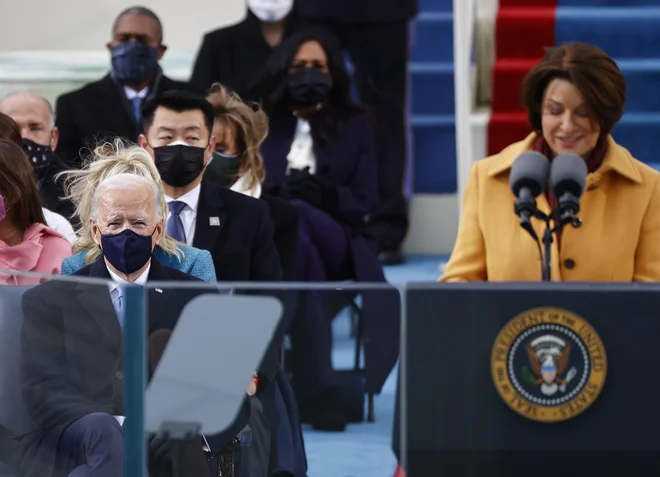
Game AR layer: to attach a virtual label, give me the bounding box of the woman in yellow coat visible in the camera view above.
[441,42,660,282]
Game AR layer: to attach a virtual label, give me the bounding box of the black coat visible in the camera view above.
[193,180,282,283]
[202,160,299,282]
[55,71,198,168]
[17,258,249,477]
[192,180,285,383]
[298,0,418,22]
[190,12,307,98]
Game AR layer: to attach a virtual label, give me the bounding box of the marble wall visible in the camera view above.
[0,1,245,52]
[0,51,194,104]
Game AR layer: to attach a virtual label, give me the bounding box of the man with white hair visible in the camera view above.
[19,172,246,477]
[0,92,77,232]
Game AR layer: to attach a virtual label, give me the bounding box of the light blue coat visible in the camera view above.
[61,244,217,283]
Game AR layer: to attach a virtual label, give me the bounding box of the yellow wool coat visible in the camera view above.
[440,133,660,282]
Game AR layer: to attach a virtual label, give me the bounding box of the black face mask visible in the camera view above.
[286,68,331,106]
[22,138,56,181]
[153,142,207,187]
[204,152,241,188]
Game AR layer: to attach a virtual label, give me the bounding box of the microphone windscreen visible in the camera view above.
[509,151,550,197]
[550,153,588,198]
[148,329,172,375]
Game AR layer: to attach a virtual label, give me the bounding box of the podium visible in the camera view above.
[399,282,660,476]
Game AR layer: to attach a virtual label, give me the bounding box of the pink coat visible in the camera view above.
[0,223,72,285]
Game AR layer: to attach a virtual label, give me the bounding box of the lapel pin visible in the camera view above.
[209,217,221,226]
[155,288,163,294]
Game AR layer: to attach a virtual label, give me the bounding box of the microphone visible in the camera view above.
[148,329,172,376]
[509,151,550,239]
[549,153,587,224]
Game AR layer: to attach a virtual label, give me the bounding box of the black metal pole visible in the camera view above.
[541,225,553,281]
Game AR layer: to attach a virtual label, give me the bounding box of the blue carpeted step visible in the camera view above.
[410,62,454,115]
[610,113,660,168]
[412,11,453,63]
[616,60,660,113]
[411,115,457,194]
[555,7,660,59]
[419,0,453,12]
[558,0,660,6]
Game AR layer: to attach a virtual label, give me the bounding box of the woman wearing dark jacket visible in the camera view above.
[191,0,306,98]
[250,29,400,432]
[204,84,308,476]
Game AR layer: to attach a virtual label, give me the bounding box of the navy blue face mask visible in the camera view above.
[111,42,159,85]
[100,228,156,274]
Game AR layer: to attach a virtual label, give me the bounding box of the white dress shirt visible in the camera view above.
[105,262,150,427]
[230,173,262,199]
[286,118,316,175]
[124,85,149,100]
[164,184,201,246]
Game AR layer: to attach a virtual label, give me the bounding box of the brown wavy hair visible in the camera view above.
[521,42,626,135]
[0,113,23,147]
[0,140,46,229]
[206,83,268,191]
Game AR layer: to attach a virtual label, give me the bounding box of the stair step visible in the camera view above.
[501,0,556,5]
[487,112,531,156]
[419,0,453,12]
[411,115,457,193]
[410,62,455,115]
[558,0,660,6]
[612,114,660,167]
[491,59,535,113]
[492,58,660,114]
[556,7,660,59]
[495,7,555,60]
[412,11,453,63]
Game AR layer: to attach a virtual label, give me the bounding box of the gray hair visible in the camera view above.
[90,173,163,222]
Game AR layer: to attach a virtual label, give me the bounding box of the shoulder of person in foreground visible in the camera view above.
[438,135,536,282]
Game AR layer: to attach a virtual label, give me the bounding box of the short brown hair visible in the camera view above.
[521,42,626,134]
[0,113,22,147]
[0,140,46,229]
[206,84,268,191]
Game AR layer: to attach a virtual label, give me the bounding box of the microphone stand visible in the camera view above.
[516,202,581,282]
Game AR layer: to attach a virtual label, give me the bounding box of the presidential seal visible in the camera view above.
[491,307,607,423]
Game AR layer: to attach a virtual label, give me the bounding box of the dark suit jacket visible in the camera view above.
[193,180,284,378]
[202,160,299,282]
[190,12,307,97]
[55,70,198,168]
[18,258,248,477]
[193,180,282,282]
[260,194,299,282]
[298,0,418,22]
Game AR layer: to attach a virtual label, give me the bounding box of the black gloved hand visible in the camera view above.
[286,168,338,211]
[148,432,175,465]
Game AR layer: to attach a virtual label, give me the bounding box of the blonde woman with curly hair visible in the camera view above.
[205,83,299,281]
[59,139,216,282]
